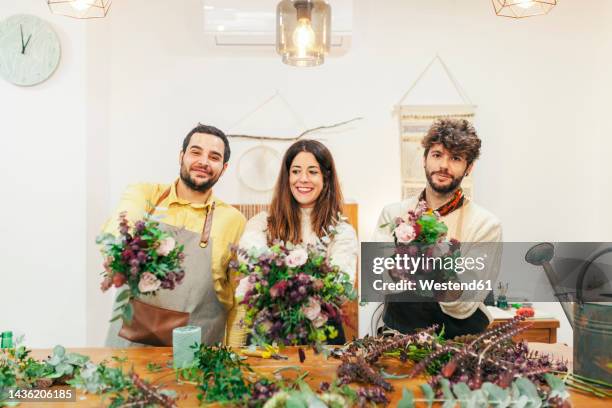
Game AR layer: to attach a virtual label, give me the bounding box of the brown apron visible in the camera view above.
[105,188,227,347]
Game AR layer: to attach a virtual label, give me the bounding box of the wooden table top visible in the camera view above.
[20,346,609,407]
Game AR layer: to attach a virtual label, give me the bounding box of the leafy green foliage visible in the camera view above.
[178,344,252,405]
[399,376,568,408]
[146,362,163,373]
[416,213,449,244]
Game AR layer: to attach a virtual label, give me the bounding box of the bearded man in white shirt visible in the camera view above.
[372,118,502,338]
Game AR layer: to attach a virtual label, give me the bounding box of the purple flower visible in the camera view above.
[270,280,289,299]
[137,251,148,263]
[296,273,311,284]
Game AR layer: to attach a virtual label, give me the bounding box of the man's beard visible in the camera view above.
[180,161,221,193]
[425,169,464,194]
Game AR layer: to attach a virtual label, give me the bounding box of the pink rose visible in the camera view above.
[235,277,254,300]
[312,314,328,328]
[100,277,112,292]
[156,237,176,256]
[394,222,417,243]
[138,272,161,293]
[286,248,308,268]
[301,297,321,321]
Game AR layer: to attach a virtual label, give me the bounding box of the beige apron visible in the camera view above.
[105,189,227,347]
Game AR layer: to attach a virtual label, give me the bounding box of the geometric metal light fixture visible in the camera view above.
[492,0,557,18]
[276,0,331,67]
[47,0,112,19]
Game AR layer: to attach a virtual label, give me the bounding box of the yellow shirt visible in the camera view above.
[102,180,246,311]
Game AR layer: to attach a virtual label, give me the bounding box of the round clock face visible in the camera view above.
[0,14,61,86]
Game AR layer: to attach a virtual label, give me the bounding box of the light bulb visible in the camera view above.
[72,0,93,11]
[515,0,535,9]
[292,18,315,57]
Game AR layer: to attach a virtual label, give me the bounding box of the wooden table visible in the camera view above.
[19,346,608,407]
[491,318,560,343]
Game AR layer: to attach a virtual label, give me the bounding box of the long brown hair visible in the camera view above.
[267,140,344,244]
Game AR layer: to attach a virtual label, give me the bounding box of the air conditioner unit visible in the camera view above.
[202,0,352,56]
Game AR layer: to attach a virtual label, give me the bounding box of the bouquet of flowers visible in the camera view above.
[96,212,186,323]
[232,238,356,348]
[381,200,460,282]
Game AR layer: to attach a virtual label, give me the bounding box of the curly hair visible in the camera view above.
[422,119,481,164]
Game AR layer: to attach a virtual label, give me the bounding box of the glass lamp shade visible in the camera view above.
[47,0,112,19]
[276,0,331,67]
[492,0,557,18]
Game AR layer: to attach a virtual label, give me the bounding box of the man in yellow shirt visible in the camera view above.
[102,124,246,347]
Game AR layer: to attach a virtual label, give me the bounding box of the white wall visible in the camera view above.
[3,0,611,347]
[98,0,612,346]
[0,0,88,347]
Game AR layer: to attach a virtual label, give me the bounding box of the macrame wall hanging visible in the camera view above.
[227,91,361,193]
[394,55,476,200]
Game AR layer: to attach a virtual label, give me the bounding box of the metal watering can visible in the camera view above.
[525,243,612,383]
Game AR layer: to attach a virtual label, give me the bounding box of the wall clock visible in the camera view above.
[0,14,61,86]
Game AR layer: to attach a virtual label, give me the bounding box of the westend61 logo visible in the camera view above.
[360,242,500,302]
[371,253,487,275]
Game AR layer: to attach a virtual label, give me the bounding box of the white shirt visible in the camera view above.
[372,197,503,322]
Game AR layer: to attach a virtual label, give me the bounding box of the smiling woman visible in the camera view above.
[226,139,359,347]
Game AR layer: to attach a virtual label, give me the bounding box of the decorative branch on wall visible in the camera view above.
[227,91,362,193]
[227,116,363,141]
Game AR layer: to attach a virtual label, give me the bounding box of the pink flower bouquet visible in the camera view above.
[231,240,356,347]
[96,212,186,323]
[381,200,461,282]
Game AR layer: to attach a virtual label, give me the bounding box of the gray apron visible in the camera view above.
[105,189,227,347]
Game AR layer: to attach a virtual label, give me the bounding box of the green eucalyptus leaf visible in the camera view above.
[66,353,89,366]
[59,363,74,376]
[52,345,65,358]
[397,387,415,408]
[380,368,410,379]
[285,394,307,408]
[115,289,131,303]
[303,394,327,408]
[470,389,488,408]
[109,313,122,323]
[439,378,455,400]
[481,382,510,408]
[513,394,529,408]
[544,373,570,400]
[122,302,134,324]
[515,377,542,408]
[420,383,435,408]
[47,355,61,366]
[452,382,472,408]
